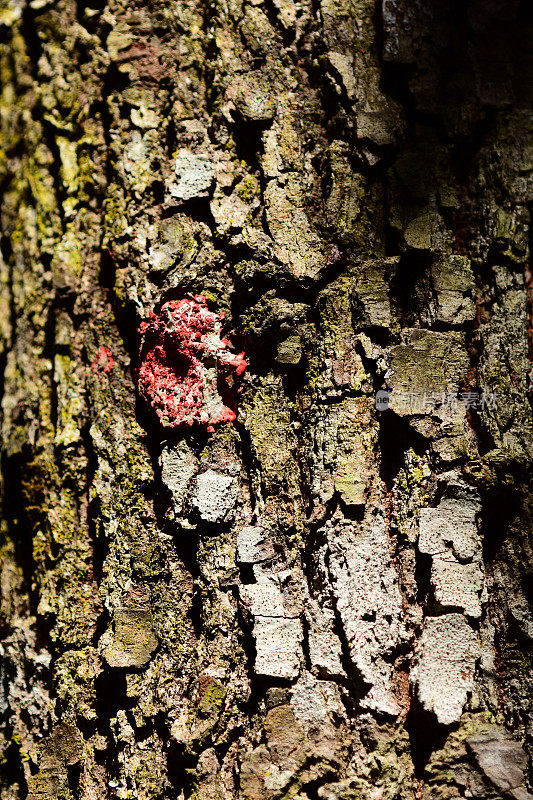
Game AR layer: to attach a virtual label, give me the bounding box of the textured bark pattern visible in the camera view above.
[0,0,531,798]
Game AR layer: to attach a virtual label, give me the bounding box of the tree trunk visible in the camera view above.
[0,0,531,798]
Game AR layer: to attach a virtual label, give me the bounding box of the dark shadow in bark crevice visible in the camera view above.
[478,480,525,564]
[377,409,429,491]
[0,452,40,621]
[404,695,451,778]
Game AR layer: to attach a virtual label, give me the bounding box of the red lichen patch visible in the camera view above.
[137,295,246,431]
[92,346,115,375]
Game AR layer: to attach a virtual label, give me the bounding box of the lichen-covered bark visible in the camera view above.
[0,0,531,798]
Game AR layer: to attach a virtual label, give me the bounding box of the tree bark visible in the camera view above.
[0,0,531,798]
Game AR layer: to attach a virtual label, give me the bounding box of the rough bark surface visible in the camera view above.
[0,0,531,798]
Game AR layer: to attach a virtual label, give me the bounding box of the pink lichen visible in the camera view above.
[92,346,114,375]
[137,295,246,431]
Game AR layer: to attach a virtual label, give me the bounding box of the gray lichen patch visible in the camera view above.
[192,469,238,523]
[239,575,304,680]
[253,617,303,680]
[160,441,197,515]
[289,671,346,742]
[410,613,480,725]
[236,525,276,565]
[306,599,346,680]
[430,559,485,620]
[418,491,485,618]
[326,519,405,716]
[170,150,215,201]
[240,584,286,618]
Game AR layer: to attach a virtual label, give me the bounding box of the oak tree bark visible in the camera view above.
[0,0,531,798]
